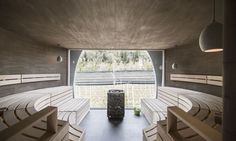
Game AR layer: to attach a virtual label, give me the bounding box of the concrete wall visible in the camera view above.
[148,51,163,97]
[0,28,68,97]
[165,42,223,97]
[70,50,82,85]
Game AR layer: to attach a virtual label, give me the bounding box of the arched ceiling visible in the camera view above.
[0,0,223,50]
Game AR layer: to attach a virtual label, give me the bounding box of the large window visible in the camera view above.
[74,50,156,108]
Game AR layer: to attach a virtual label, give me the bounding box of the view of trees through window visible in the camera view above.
[74,50,156,108]
[77,50,153,72]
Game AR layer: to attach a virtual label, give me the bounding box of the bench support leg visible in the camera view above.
[47,107,58,133]
[167,107,177,133]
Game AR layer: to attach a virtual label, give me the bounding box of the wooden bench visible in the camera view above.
[0,86,89,141]
[142,87,222,141]
[141,99,168,124]
[154,106,222,141]
[0,106,69,141]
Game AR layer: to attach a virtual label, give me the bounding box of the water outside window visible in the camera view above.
[74,50,156,108]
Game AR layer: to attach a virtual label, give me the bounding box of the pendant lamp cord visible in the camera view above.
[213,0,216,22]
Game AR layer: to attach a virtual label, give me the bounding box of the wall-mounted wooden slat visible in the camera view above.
[170,74,207,84]
[22,74,61,83]
[170,74,222,87]
[0,75,21,86]
[207,76,223,86]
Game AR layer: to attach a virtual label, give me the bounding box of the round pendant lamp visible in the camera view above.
[199,0,223,52]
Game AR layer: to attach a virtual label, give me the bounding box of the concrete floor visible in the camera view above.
[80,110,149,141]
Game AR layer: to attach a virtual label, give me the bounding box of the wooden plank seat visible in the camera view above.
[58,98,89,111]
[143,124,157,141]
[24,120,68,140]
[29,88,88,141]
[0,94,46,126]
[143,87,222,141]
[1,107,69,141]
[0,86,89,141]
[69,124,85,141]
[156,108,221,140]
[162,87,223,111]
[2,109,68,140]
[143,123,175,141]
[156,107,222,141]
[141,98,169,124]
[144,120,217,141]
[0,94,51,131]
[155,119,205,141]
[57,99,90,127]
[158,89,179,107]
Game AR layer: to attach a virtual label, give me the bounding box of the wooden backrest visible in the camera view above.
[21,74,60,83]
[170,74,223,86]
[28,87,74,110]
[0,74,60,87]
[206,75,223,86]
[0,75,21,86]
[170,74,207,84]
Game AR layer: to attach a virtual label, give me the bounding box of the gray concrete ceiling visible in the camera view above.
[0,0,223,50]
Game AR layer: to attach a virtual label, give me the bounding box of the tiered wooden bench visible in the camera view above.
[0,86,90,141]
[0,106,69,141]
[142,87,222,141]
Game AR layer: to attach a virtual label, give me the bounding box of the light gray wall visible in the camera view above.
[165,42,223,97]
[0,28,68,97]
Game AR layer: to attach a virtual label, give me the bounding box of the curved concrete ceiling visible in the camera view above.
[0,0,222,49]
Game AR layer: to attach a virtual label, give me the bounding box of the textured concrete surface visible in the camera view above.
[165,41,223,97]
[148,51,163,88]
[80,110,149,141]
[0,28,68,97]
[0,0,223,50]
[70,50,82,85]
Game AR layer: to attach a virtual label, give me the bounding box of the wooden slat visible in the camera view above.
[0,107,62,141]
[0,74,61,86]
[142,86,223,141]
[170,74,223,86]
[0,75,21,86]
[170,74,206,84]
[0,86,88,141]
[143,124,158,141]
[167,106,222,141]
[21,74,60,83]
[207,76,223,86]
[207,76,222,81]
